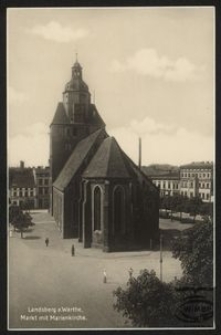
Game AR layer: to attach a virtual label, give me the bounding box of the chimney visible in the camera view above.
[20,161,24,169]
[138,137,142,169]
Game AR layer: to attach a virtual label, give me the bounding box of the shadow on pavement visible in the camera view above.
[23,236,41,240]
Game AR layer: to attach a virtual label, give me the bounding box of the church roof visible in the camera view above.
[51,102,69,125]
[88,104,106,127]
[53,128,106,191]
[82,137,134,179]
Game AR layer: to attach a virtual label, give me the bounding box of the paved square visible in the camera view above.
[8,211,183,329]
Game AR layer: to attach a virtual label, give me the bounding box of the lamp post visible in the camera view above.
[160,234,163,281]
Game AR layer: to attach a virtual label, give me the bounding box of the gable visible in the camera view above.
[53,128,107,191]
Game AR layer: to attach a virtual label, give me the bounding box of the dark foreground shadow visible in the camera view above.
[24,228,34,233]
[23,236,41,240]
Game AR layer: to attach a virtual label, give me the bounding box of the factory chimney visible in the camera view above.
[138,137,142,169]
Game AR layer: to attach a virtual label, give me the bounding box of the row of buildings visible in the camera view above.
[9,161,50,209]
[143,161,214,203]
[9,159,213,212]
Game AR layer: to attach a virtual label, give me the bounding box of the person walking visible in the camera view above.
[71,244,75,256]
[103,269,107,283]
[45,237,49,247]
[128,267,133,279]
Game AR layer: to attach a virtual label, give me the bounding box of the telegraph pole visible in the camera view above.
[160,234,163,281]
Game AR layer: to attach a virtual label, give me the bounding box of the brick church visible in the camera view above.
[50,58,159,252]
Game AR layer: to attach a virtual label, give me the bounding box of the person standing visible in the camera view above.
[103,269,107,283]
[71,244,75,256]
[129,268,133,279]
[45,238,49,247]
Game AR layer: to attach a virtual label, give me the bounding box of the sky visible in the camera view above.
[7,7,215,167]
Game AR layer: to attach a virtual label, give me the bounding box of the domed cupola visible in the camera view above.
[64,60,89,93]
[63,57,91,122]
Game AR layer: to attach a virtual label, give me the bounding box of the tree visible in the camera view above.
[11,210,32,238]
[185,197,202,223]
[113,270,177,327]
[113,221,213,327]
[172,220,213,286]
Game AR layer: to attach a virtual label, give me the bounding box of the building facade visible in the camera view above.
[9,162,50,209]
[180,162,213,202]
[33,166,50,209]
[144,162,214,203]
[9,161,37,209]
[150,173,180,197]
[50,59,159,252]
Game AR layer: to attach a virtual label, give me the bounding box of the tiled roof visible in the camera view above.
[9,168,35,188]
[51,102,69,125]
[53,128,107,191]
[180,162,213,169]
[150,175,179,180]
[82,137,135,179]
[88,104,106,127]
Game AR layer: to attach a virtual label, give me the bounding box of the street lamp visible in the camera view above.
[160,234,163,281]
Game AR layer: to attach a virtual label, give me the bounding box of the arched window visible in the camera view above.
[113,186,125,235]
[94,186,102,231]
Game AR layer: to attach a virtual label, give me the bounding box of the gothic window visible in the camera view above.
[94,186,102,231]
[113,186,126,235]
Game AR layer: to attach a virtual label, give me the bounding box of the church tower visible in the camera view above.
[50,58,105,213]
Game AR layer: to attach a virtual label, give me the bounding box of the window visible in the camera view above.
[94,187,102,231]
[113,186,125,235]
[72,128,77,136]
[168,182,171,189]
[206,194,209,200]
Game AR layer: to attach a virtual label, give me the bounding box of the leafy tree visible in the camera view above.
[172,220,213,286]
[11,210,32,238]
[113,270,177,327]
[186,197,203,222]
[113,221,213,327]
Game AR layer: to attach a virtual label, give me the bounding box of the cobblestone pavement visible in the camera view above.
[8,210,183,330]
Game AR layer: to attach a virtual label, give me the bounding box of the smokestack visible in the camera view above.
[20,161,24,169]
[138,137,142,169]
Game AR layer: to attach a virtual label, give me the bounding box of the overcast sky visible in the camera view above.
[7,7,214,167]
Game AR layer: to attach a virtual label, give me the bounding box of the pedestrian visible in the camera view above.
[45,237,49,247]
[129,267,133,278]
[103,269,107,283]
[71,244,75,256]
